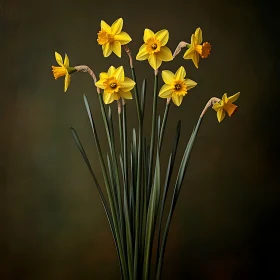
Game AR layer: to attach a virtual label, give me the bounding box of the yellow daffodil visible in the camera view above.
[136,29,173,70]
[52,52,76,92]
[183,28,211,68]
[158,66,197,106]
[97,18,132,58]
[212,92,240,122]
[95,66,135,104]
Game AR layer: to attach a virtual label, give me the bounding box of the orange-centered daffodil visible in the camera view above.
[158,66,197,106]
[95,66,135,104]
[52,52,76,92]
[136,29,173,70]
[183,28,211,69]
[212,92,240,122]
[97,18,132,58]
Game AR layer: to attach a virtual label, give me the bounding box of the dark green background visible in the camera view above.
[1,0,279,279]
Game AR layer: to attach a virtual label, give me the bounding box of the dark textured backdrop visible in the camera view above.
[1,0,279,279]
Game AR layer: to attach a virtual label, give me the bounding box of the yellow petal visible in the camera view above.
[148,54,162,70]
[212,101,223,111]
[120,77,135,91]
[217,109,226,122]
[102,43,113,57]
[55,52,63,66]
[172,94,183,106]
[185,78,197,90]
[136,44,149,60]
[64,73,71,92]
[155,29,169,46]
[101,20,111,33]
[157,46,173,61]
[114,31,132,44]
[108,66,116,77]
[190,34,196,46]
[194,27,203,45]
[174,66,186,81]
[112,41,121,57]
[119,90,133,99]
[144,29,155,42]
[192,52,200,68]
[64,54,69,68]
[224,103,237,117]
[113,92,121,100]
[111,18,123,35]
[103,92,115,104]
[159,84,173,98]
[113,66,124,82]
[95,79,106,89]
[221,93,228,104]
[100,72,108,79]
[227,92,240,103]
[183,47,195,59]
[162,70,175,85]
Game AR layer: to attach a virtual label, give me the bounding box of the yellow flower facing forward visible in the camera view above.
[136,29,173,70]
[212,92,240,122]
[95,66,135,104]
[158,66,197,106]
[97,18,132,58]
[52,52,76,92]
[183,28,211,68]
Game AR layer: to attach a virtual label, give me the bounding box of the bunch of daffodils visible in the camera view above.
[51,18,240,280]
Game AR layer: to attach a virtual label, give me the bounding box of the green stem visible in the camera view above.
[158,100,170,153]
[118,101,124,158]
[131,66,144,280]
[121,99,134,280]
[147,73,159,202]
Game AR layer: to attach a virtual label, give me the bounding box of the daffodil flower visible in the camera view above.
[158,66,197,106]
[97,18,132,58]
[52,52,76,92]
[95,66,135,104]
[183,28,211,68]
[212,92,240,122]
[136,29,173,70]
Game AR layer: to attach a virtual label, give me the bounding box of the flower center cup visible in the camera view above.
[146,38,161,54]
[195,42,211,58]
[173,81,187,96]
[97,30,114,45]
[110,83,117,89]
[175,84,181,90]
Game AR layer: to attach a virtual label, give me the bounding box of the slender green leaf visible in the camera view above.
[120,154,134,280]
[143,150,161,280]
[156,117,203,280]
[159,101,170,153]
[156,121,181,271]
[157,115,161,143]
[83,95,128,279]
[71,127,123,279]
[141,79,147,117]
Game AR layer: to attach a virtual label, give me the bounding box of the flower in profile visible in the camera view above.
[95,66,135,104]
[158,66,197,106]
[183,28,211,68]
[52,52,76,92]
[136,29,173,70]
[212,92,240,122]
[97,18,132,58]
